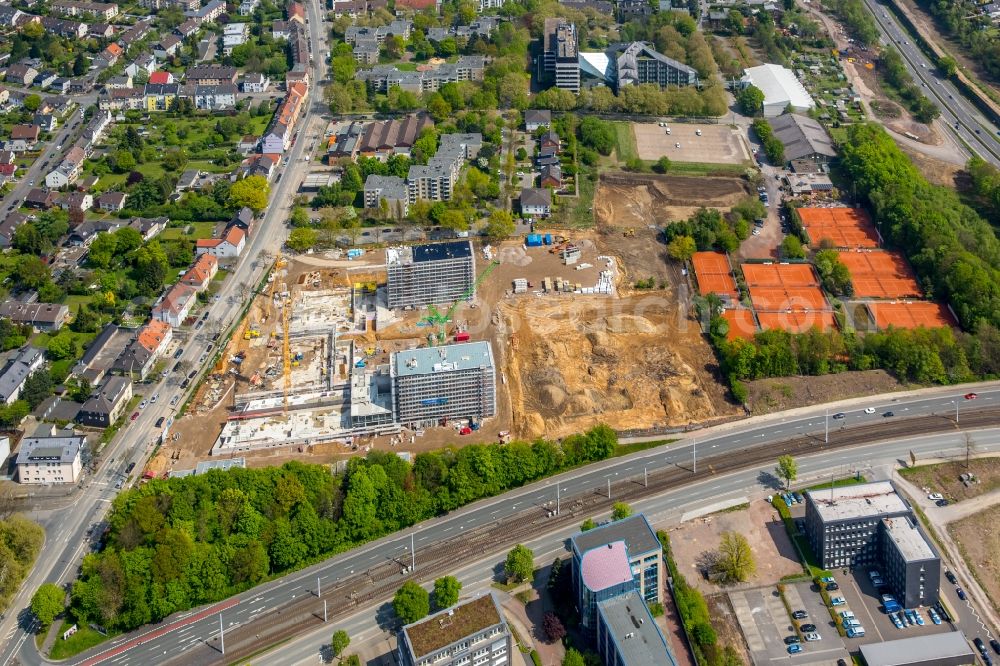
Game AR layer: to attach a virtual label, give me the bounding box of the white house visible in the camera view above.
[195,225,245,258]
[16,424,85,485]
[519,188,552,217]
[152,283,197,327]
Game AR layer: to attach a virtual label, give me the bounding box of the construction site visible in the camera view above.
[152,222,742,473]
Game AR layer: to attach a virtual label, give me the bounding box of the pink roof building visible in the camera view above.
[580,541,634,593]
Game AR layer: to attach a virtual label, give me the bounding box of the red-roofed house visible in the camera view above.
[394,0,437,10]
[98,43,124,67]
[152,283,197,327]
[181,253,218,290]
[195,226,245,259]
[288,1,305,23]
[148,71,174,85]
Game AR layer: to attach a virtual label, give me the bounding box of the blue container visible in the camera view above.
[543,233,552,245]
[525,234,543,247]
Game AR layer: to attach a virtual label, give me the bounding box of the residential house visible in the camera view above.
[539,164,562,189]
[89,22,114,39]
[15,424,85,485]
[118,21,152,50]
[195,225,245,259]
[239,0,260,14]
[34,114,57,131]
[520,188,551,216]
[50,78,72,94]
[76,375,132,428]
[176,169,201,190]
[0,211,25,248]
[174,18,200,39]
[127,216,167,240]
[394,0,438,10]
[228,206,253,235]
[222,22,249,55]
[356,56,486,93]
[152,283,197,327]
[187,83,238,109]
[232,153,279,180]
[185,65,238,85]
[331,0,388,17]
[105,74,134,89]
[148,71,175,85]
[0,6,24,27]
[82,110,113,145]
[124,53,157,80]
[181,252,218,290]
[185,0,225,22]
[97,192,127,212]
[40,17,88,39]
[5,64,37,87]
[261,82,306,153]
[51,1,119,20]
[0,302,69,332]
[68,77,96,94]
[45,146,86,188]
[0,346,45,405]
[524,109,551,131]
[0,151,15,176]
[63,191,93,212]
[34,71,58,90]
[113,319,172,380]
[99,87,144,111]
[97,43,124,68]
[272,19,291,40]
[288,1,306,23]
[539,130,560,153]
[353,40,379,65]
[8,124,39,152]
[241,72,269,92]
[237,135,258,154]
[24,188,57,209]
[153,34,183,59]
[363,175,409,218]
[144,83,179,111]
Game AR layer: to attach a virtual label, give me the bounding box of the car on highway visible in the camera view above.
[965,392,978,400]
[832,412,846,419]
[151,393,158,403]
[792,610,808,619]
[864,407,876,414]
[130,411,139,421]
[139,400,147,409]
[883,411,895,417]
[957,587,967,600]
[928,493,944,500]
[155,417,165,428]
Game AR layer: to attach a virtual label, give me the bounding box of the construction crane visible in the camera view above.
[423,260,500,344]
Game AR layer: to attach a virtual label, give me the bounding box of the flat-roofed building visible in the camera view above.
[392,342,496,426]
[880,516,940,608]
[386,241,475,309]
[859,631,975,666]
[398,593,511,666]
[596,591,677,666]
[543,18,580,92]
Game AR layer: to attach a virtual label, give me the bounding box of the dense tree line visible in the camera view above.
[965,155,1000,220]
[841,124,1000,330]
[751,119,784,164]
[69,427,619,632]
[823,0,879,45]
[0,516,46,617]
[876,48,940,123]
[532,82,728,118]
[662,207,751,254]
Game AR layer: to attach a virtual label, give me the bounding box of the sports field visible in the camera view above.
[757,311,837,333]
[798,207,880,248]
[692,251,738,298]
[837,250,920,299]
[632,123,750,164]
[866,301,956,330]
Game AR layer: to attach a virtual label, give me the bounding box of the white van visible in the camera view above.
[839,611,856,620]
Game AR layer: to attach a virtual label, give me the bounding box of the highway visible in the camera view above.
[0,1,330,663]
[37,385,1000,666]
[863,0,1000,165]
[259,426,1000,666]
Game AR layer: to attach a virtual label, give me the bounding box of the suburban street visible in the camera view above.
[864,0,1000,165]
[18,383,998,666]
[0,0,330,663]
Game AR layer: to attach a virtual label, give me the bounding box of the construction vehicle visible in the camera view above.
[422,260,500,344]
[623,228,635,238]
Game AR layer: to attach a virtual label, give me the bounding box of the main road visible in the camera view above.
[863,0,1000,165]
[25,384,1000,666]
[0,0,329,663]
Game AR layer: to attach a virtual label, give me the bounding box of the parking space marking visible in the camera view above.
[766,590,792,645]
[730,591,766,654]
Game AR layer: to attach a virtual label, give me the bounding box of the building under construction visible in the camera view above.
[393,341,496,426]
[386,241,476,309]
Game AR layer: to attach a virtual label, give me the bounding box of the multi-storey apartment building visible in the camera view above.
[386,241,475,309]
[392,342,496,426]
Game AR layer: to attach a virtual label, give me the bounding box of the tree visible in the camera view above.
[23,94,41,113]
[938,55,957,77]
[331,629,350,659]
[343,656,361,666]
[611,502,633,521]
[667,235,697,262]
[433,576,461,610]
[775,455,797,490]
[21,371,52,409]
[580,518,597,531]
[393,581,430,624]
[654,156,671,174]
[779,235,805,259]
[229,175,270,213]
[46,332,79,361]
[289,207,310,228]
[73,52,88,76]
[504,544,533,583]
[736,85,765,116]
[563,648,586,666]
[16,255,50,290]
[485,209,515,241]
[713,531,756,583]
[543,612,566,642]
[286,227,318,252]
[31,583,64,627]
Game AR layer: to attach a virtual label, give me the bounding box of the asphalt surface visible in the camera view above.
[0,1,329,663]
[258,427,1000,666]
[864,0,1000,165]
[26,386,1000,666]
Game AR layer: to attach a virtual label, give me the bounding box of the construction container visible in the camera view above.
[454,331,471,342]
[512,278,528,294]
[543,233,552,245]
[525,233,543,247]
[347,249,364,259]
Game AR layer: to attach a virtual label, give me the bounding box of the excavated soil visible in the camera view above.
[594,173,752,229]
[501,296,739,439]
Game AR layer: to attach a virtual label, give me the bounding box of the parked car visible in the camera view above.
[957,587,967,600]
[804,633,821,642]
[830,596,846,606]
[139,400,148,409]
[800,624,817,633]
[787,645,803,654]
[170,395,180,406]
[792,610,808,619]
[846,627,866,638]
[784,636,800,645]
[155,417,165,428]
[990,638,1000,655]
[819,576,836,584]
[891,614,904,629]
[130,411,139,421]
[188,370,198,379]
[928,493,944,500]
[945,570,957,584]
[975,638,988,656]
[826,582,840,591]
[936,499,949,507]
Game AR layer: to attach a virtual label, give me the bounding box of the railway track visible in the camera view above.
[161,408,1000,666]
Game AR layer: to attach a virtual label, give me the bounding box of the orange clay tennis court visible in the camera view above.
[798,207,880,248]
[838,251,920,298]
[741,263,819,287]
[722,308,757,340]
[758,311,837,333]
[866,302,956,330]
[692,252,738,298]
[749,286,829,311]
